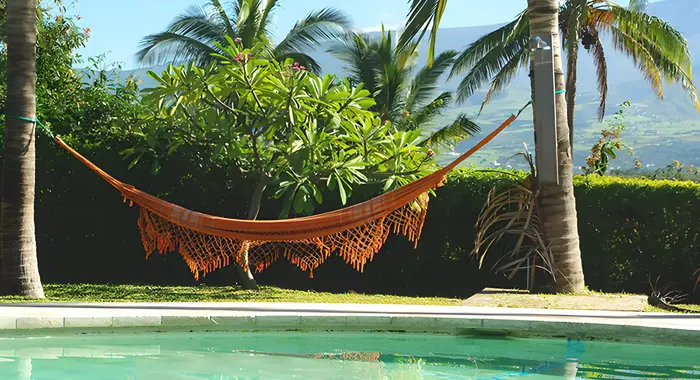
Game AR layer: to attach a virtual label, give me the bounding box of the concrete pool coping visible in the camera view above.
[0,302,698,345]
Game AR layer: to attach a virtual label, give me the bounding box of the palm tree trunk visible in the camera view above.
[0,0,45,298]
[528,0,585,293]
[235,175,269,291]
[565,33,578,158]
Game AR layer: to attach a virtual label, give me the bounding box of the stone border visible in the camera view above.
[0,303,698,346]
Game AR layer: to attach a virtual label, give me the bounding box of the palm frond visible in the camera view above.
[609,6,699,112]
[454,34,530,104]
[608,25,664,99]
[375,30,413,121]
[589,25,608,122]
[479,46,530,114]
[613,6,691,72]
[327,33,381,94]
[258,0,280,37]
[136,32,223,67]
[402,91,452,130]
[209,0,235,38]
[135,5,226,66]
[450,12,528,79]
[274,7,351,72]
[236,0,263,48]
[404,50,457,113]
[419,113,481,149]
[396,0,448,66]
[472,154,554,289]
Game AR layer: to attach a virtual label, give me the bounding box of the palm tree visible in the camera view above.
[136,0,351,73]
[449,0,698,151]
[0,0,45,298]
[399,0,585,292]
[528,0,585,292]
[330,28,480,151]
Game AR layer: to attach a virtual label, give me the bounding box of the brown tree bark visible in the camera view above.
[0,0,45,298]
[236,175,269,291]
[528,0,585,293]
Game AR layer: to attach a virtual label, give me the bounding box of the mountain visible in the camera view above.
[95,0,700,170]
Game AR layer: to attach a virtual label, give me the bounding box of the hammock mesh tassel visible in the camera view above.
[51,113,517,279]
[137,195,431,279]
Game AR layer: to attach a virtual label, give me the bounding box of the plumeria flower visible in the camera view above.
[300,66,307,71]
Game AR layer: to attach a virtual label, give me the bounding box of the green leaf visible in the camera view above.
[151,159,161,175]
[128,152,144,169]
[383,176,396,192]
[337,176,347,205]
[311,184,323,204]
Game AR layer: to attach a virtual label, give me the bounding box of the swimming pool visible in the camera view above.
[0,331,697,379]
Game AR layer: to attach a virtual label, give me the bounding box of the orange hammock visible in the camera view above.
[52,113,519,279]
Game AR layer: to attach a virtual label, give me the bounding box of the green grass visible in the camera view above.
[1,285,697,313]
[0,284,462,305]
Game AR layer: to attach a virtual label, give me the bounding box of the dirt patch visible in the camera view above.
[462,288,648,311]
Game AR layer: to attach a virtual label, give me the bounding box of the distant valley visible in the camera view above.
[90,0,700,171]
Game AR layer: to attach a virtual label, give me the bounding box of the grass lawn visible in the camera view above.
[0,284,462,305]
[0,284,698,313]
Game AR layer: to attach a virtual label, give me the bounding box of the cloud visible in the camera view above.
[360,24,402,33]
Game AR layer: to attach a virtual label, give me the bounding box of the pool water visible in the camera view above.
[0,331,698,379]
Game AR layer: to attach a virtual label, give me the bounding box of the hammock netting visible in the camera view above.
[53,114,517,279]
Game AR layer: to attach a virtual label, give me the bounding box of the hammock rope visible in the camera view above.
[8,100,530,279]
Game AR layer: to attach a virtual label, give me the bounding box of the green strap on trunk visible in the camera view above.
[5,115,54,138]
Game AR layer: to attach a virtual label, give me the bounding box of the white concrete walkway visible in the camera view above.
[0,303,698,345]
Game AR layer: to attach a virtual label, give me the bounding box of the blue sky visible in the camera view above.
[67,0,637,69]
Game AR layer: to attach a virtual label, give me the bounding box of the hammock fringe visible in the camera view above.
[136,189,433,279]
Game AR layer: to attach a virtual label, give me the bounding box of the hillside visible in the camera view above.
[95,0,700,171]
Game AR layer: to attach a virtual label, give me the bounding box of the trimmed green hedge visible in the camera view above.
[573,175,700,295]
[15,141,700,298]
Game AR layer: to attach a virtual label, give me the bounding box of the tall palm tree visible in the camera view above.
[399,0,586,292]
[136,0,351,73]
[449,0,698,151]
[330,28,480,151]
[0,0,45,298]
[527,0,585,292]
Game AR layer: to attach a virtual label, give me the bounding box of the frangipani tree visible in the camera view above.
[128,38,437,289]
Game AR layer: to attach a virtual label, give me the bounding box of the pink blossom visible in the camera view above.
[300,66,307,71]
[234,53,243,62]
[293,66,301,71]
[233,37,242,44]
[294,62,300,67]
[427,149,435,158]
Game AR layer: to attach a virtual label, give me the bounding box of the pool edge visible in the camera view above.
[0,312,698,347]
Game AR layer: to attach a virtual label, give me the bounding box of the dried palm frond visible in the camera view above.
[472,148,555,289]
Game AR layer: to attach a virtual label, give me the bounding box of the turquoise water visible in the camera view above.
[0,331,698,379]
